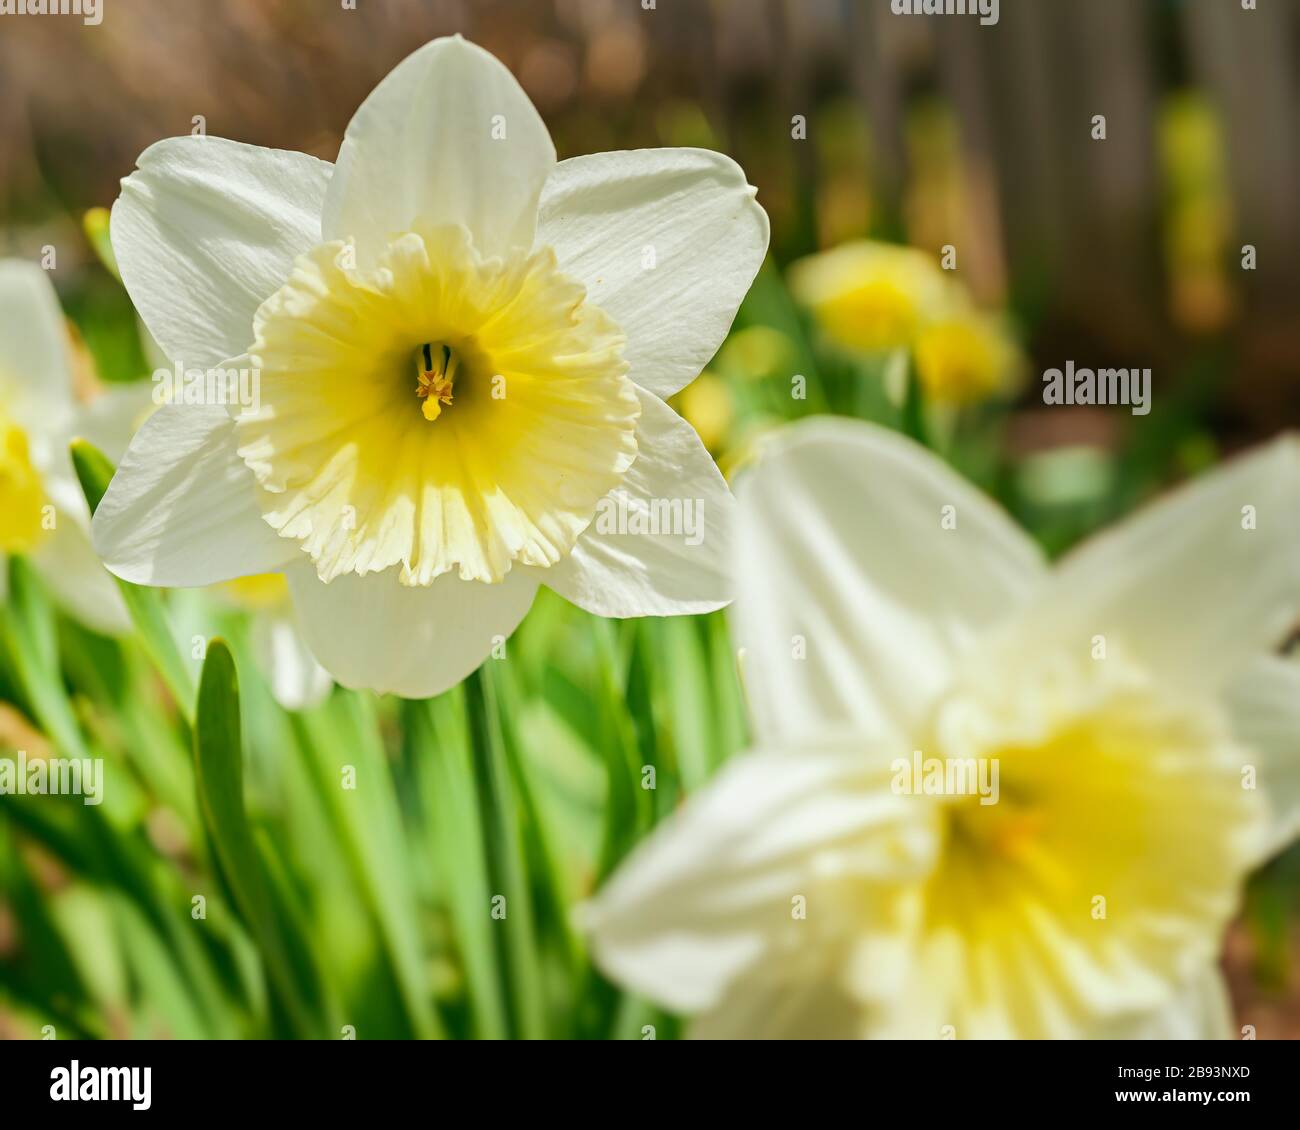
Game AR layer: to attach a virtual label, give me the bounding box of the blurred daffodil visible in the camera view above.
[913,308,1022,405]
[0,260,148,634]
[587,418,1300,1038]
[93,34,768,698]
[715,325,797,383]
[790,239,1021,407]
[671,372,733,455]
[789,241,946,354]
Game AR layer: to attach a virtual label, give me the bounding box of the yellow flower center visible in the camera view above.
[238,223,641,586]
[0,409,47,554]
[900,652,1261,1037]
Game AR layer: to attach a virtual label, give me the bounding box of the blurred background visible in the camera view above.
[0,0,1297,1039]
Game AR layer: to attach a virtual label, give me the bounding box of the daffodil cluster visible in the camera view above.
[790,240,1022,406]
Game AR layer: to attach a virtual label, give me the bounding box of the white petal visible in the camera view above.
[583,740,935,1014]
[285,563,539,698]
[256,615,332,711]
[93,403,300,586]
[689,953,867,1040]
[1094,966,1235,1039]
[732,418,1047,745]
[73,380,156,463]
[536,148,769,400]
[1003,435,1300,697]
[31,510,130,635]
[1227,654,1300,861]
[112,136,331,370]
[0,259,73,429]
[543,389,732,617]
[322,35,554,263]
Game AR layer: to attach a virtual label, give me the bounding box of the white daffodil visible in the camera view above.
[0,259,146,634]
[587,418,1300,1039]
[93,35,768,697]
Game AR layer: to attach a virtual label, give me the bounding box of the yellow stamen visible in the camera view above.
[416,342,458,422]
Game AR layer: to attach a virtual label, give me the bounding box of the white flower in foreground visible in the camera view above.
[0,259,145,634]
[93,35,768,697]
[587,418,1300,1039]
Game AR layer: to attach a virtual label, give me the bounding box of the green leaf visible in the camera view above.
[464,665,547,1039]
[0,558,92,762]
[70,438,195,716]
[291,692,444,1039]
[193,640,320,1037]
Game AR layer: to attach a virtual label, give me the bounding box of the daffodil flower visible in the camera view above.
[912,307,1022,406]
[0,260,147,634]
[789,241,947,355]
[587,418,1300,1039]
[789,240,1022,407]
[92,35,769,697]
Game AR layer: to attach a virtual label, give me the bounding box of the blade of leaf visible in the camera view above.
[193,639,319,1037]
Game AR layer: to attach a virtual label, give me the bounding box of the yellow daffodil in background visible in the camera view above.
[0,260,150,634]
[913,307,1022,406]
[789,239,1021,406]
[789,241,945,354]
[587,418,1300,1039]
[671,372,734,455]
[92,34,769,697]
[715,325,798,384]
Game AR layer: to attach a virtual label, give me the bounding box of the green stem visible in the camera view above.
[463,665,546,1039]
[900,355,931,449]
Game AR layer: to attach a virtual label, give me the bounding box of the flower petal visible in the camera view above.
[688,952,868,1040]
[285,564,539,698]
[322,35,554,263]
[93,403,300,586]
[112,136,331,370]
[256,615,332,711]
[0,259,73,428]
[536,148,769,400]
[583,739,935,1014]
[1093,966,1235,1040]
[1227,654,1300,861]
[73,380,156,463]
[31,510,129,636]
[1003,435,1300,697]
[731,418,1047,746]
[543,388,732,617]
